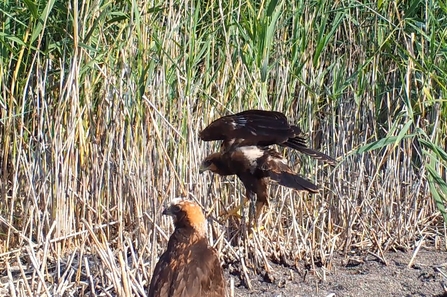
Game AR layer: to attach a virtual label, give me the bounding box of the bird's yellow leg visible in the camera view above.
[218,196,266,233]
[248,201,266,233]
[218,197,249,220]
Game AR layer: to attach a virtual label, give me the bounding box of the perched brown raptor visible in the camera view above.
[148,198,226,297]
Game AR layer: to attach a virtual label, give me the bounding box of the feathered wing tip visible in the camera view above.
[287,124,337,166]
[298,147,337,166]
[269,170,320,193]
[262,151,320,193]
[284,138,337,166]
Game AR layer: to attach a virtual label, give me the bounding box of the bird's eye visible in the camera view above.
[171,205,181,213]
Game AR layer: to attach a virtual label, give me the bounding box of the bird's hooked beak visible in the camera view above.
[162,207,171,216]
[162,197,184,216]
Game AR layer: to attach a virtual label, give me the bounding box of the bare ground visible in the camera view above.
[1,245,446,296]
[228,248,447,297]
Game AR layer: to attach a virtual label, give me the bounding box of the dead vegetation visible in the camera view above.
[1,0,447,296]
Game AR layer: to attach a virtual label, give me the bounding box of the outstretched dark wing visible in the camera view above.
[199,110,293,147]
[283,136,337,166]
[200,110,336,165]
[259,149,320,193]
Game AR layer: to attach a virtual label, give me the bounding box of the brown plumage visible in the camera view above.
[148,198,226,297]
[199,109,336,165]
[199,110,336,220]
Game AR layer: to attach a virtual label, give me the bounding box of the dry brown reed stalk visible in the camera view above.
[1,0,446,295]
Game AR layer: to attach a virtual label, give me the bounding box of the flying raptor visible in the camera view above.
[199,109,336,222]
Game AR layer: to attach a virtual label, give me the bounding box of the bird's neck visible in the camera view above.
[171,226,206,244]
[214,156,236,175]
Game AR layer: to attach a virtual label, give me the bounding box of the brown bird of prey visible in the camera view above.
[199,109,336,222]
[148,198,226,297]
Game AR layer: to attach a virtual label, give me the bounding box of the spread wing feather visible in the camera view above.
[200,110,336,165]
[283,137,336,166]
[268,169,320,193]
[260,149,320,193]
[200,110,293,145]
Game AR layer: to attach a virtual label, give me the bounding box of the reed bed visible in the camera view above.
[1,0,446,295]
